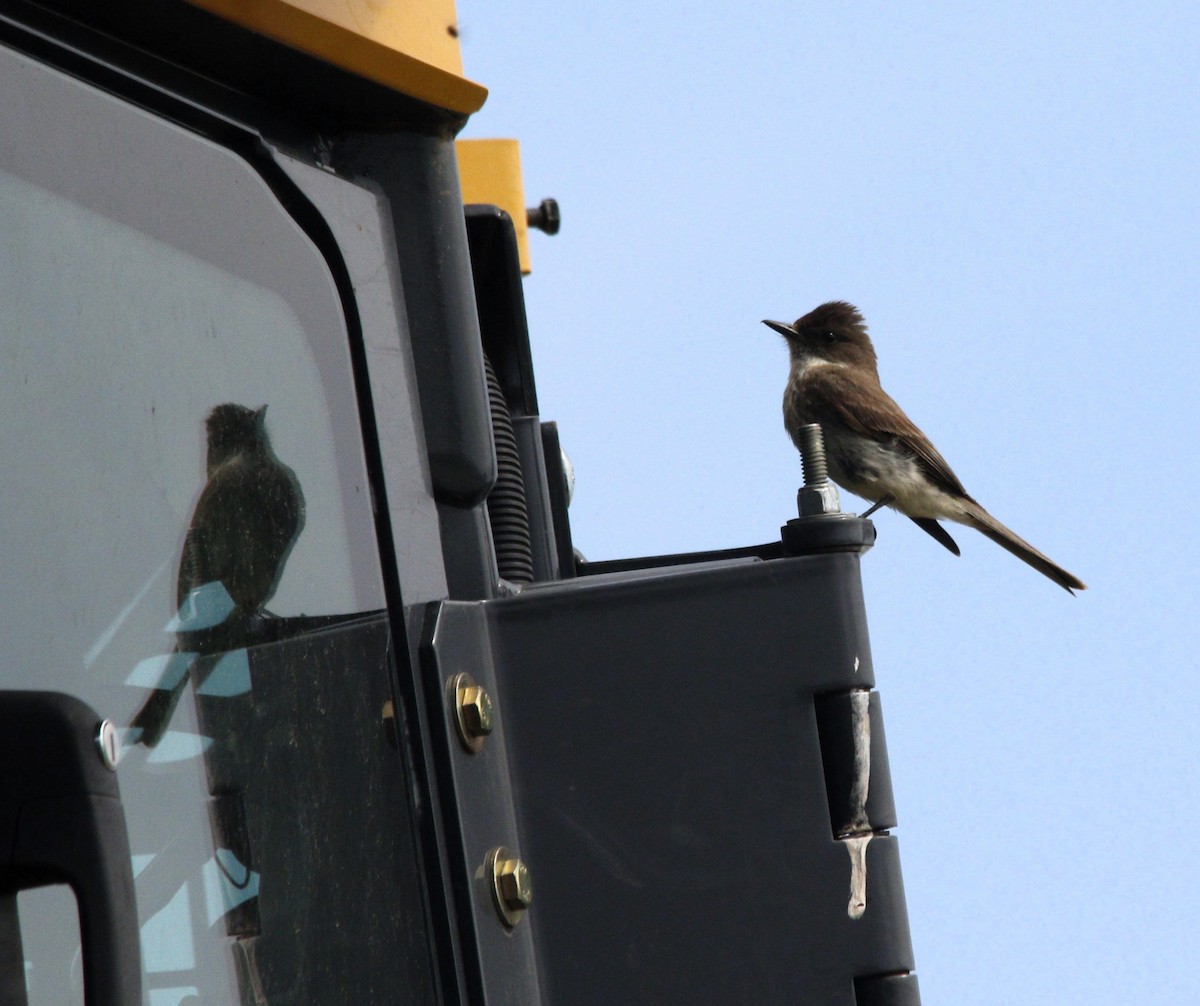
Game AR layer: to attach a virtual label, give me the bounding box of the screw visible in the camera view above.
[796,423,842,517]
[526,198,561,235]
[486,846,532,927]
[451,673,495,753]
[95,719,121,770]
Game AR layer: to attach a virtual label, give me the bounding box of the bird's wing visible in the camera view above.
[801,366,969,498]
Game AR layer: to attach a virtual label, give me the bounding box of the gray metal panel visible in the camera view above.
[422,602,544,1006]
[428,552,917,1004]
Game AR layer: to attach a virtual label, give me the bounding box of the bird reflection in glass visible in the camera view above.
[132,404,304,747]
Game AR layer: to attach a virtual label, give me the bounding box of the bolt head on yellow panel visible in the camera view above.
[456,139,531,274]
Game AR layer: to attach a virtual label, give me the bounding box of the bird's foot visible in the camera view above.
[859,495,894,519]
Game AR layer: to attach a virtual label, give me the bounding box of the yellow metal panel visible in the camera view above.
[184,0,487,114]
[456,139,531,274]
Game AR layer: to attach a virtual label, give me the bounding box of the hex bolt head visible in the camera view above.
[498,857,532,909]
[486,846,532,927]
[461,685,494,735]
[451,673,495,753]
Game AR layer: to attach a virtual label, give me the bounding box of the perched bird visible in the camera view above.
[764,302,1085,593]
[175,404,305,615]
[132,404,305,745]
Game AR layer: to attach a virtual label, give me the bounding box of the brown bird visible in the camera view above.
[764,302,1085,593]
[132,404,305,745]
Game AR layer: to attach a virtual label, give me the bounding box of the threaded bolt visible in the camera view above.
[798,424,828,486]
[795,423,842,517]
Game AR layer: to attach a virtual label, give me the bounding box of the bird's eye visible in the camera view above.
[821,329,837,342]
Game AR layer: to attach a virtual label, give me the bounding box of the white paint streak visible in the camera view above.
[845,834,872,919]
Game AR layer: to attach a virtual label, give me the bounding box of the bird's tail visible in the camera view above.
[958,500,1086,594]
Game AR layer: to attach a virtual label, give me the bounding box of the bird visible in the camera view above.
[763,302,1085,593]
[131,403,305,746]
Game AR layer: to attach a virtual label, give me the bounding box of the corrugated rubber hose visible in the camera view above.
[484,353,534,583]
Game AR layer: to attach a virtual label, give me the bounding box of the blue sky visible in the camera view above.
[459,3,1199,1002]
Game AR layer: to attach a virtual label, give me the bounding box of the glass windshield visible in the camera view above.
[0,43,433,1005]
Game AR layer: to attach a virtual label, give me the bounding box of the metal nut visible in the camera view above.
[451,673,494,753]
[486,846,532,927]
[797,482,842,517]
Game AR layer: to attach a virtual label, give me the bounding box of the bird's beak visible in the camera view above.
[762,319,797,339]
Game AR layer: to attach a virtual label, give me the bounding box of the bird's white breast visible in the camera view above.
[823,428,963,520]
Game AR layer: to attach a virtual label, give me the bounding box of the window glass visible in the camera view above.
[0,44,431,1004]
[16,886,83,1006]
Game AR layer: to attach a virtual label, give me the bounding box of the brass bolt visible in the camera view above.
[485,846,532,927]
[461,684,493,735]
[451,673,494,753]
[497,857,532,910]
